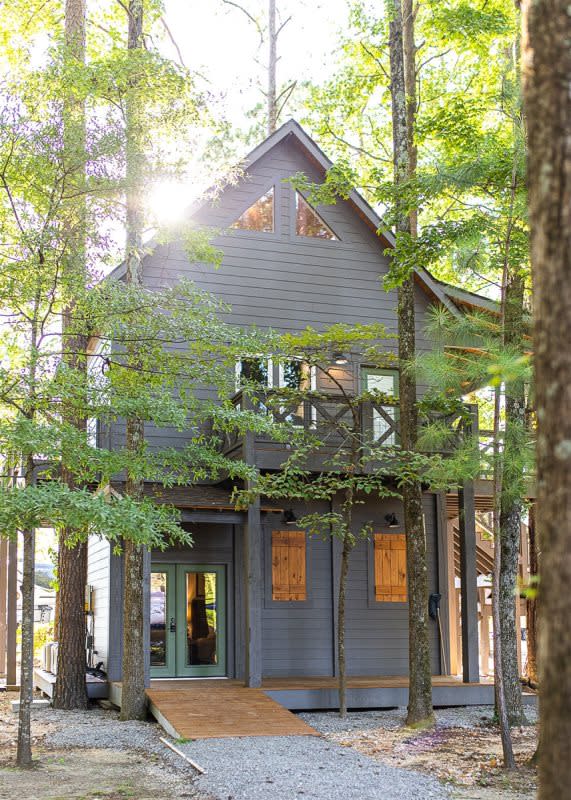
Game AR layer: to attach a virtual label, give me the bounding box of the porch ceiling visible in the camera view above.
[110,481,282,513]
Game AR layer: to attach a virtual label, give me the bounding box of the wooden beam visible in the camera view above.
[458,482,480,683]
[243,402,263,689]
[435,493,451,675]
[244,500,262,688]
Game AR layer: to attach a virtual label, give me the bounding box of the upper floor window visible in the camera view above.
[362,368,399,446]
[236,357,273,389]
[231,187,274,233]
[295,192,338,240]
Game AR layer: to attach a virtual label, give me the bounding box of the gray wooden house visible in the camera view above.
[85,120,511,712]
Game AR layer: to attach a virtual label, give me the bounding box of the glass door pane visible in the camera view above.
[149,565,175,677]
[176,565,226,677]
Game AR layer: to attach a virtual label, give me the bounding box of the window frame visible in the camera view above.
[277,359,317,428]
[235,357,274,392]
[229,184,278,238]
[361,367,400,447]
[264,527,313,609]
[290,190,340,243]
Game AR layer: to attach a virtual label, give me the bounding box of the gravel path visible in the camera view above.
[178,735,450,800]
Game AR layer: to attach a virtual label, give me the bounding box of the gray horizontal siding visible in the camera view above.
[343,495,440,676]
[261,501,334,677]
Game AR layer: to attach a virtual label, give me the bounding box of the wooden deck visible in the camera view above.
[145,679,318,739]
[108,676,536,739]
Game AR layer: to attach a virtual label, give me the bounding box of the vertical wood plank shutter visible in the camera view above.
[272,531,307,601]
[374,533,407,602]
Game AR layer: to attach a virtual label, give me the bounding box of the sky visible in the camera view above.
[161,0,350,128]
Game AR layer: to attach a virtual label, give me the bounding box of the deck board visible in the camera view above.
[146,681,318,739]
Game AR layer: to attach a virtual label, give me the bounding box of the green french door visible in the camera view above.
[149,564,226,678]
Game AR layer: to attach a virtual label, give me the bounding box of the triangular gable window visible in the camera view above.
[295,192,338,240]
[231,187,274,233]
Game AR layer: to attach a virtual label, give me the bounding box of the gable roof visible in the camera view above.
[109,118,494,319]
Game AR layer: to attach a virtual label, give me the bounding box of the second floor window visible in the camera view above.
[236,357,273,390]
[362,368,399,446]
[231,187,274,233]
[295,191,338,240]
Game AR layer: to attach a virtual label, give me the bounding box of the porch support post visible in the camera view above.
[435,493,451,676]
[244,499,262,687]
[6,536,18,688]
[458,481,479,683]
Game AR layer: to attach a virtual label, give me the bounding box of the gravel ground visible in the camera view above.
[178,735,450,800]
[300,704,538,735]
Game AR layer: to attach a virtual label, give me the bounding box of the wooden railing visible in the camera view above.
[223,389,478,460]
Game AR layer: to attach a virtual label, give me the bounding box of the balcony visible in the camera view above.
[222,389,477,472]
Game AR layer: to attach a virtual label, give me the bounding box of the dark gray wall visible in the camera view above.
[150,524,236,678]
[260,494,441,678]
[109,133,435,454]
[261,502,335,677]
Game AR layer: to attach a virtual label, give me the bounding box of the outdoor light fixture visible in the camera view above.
[283,509,297,525]
[384,513,399,528]
[333,352,348,365]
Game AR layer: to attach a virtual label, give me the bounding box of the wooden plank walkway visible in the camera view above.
[146,680,318,739]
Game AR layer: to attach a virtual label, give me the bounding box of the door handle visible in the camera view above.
[169,617,176,633]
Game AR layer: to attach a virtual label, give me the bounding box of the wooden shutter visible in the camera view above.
[374,533,407,602]
[271,530,307,601]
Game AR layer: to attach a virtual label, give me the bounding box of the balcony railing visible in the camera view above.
[223,389,477,464]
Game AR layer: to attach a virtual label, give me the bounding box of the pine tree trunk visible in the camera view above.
[267,0,277,134]
[17,456,36,767]
[387,0,433,727]
[522,2,571,796]
[337,533,351,718]
[53,0,89,711]
[499,271,527,726]
[120,0,147,722]
[525,503,538,684]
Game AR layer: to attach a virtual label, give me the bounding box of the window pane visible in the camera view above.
[231,188,274,232]
[186,571,218,666]
[295,193,337,240]
[364,370,398,446]
[150,572,167,667]
[239,357,269,386]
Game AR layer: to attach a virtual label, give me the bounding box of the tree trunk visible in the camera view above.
[387,0,433,727]
[499,270,527,726]
[53,0,89,711]
[491,324,516,767]
[120,0,147,722]
[337,532,351,718]
[525,503,538,684]
[17,456,36,767]
[522,2,571,797]
[267,0,277,134]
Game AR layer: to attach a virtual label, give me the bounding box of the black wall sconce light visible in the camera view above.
[332,352,348,365]
[384,513,399,528]
[283,509,297,525]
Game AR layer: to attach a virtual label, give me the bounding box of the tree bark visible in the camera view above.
[492,385,516,768]
[499,271,527,725]
[388,0,433,727]
[337,532,351,718]
[522,2,571,796]
[267,0,277,134]
[120,0,147,722]
[17,463,36,768]
[53,0,89,711]
[525,503,538,684]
